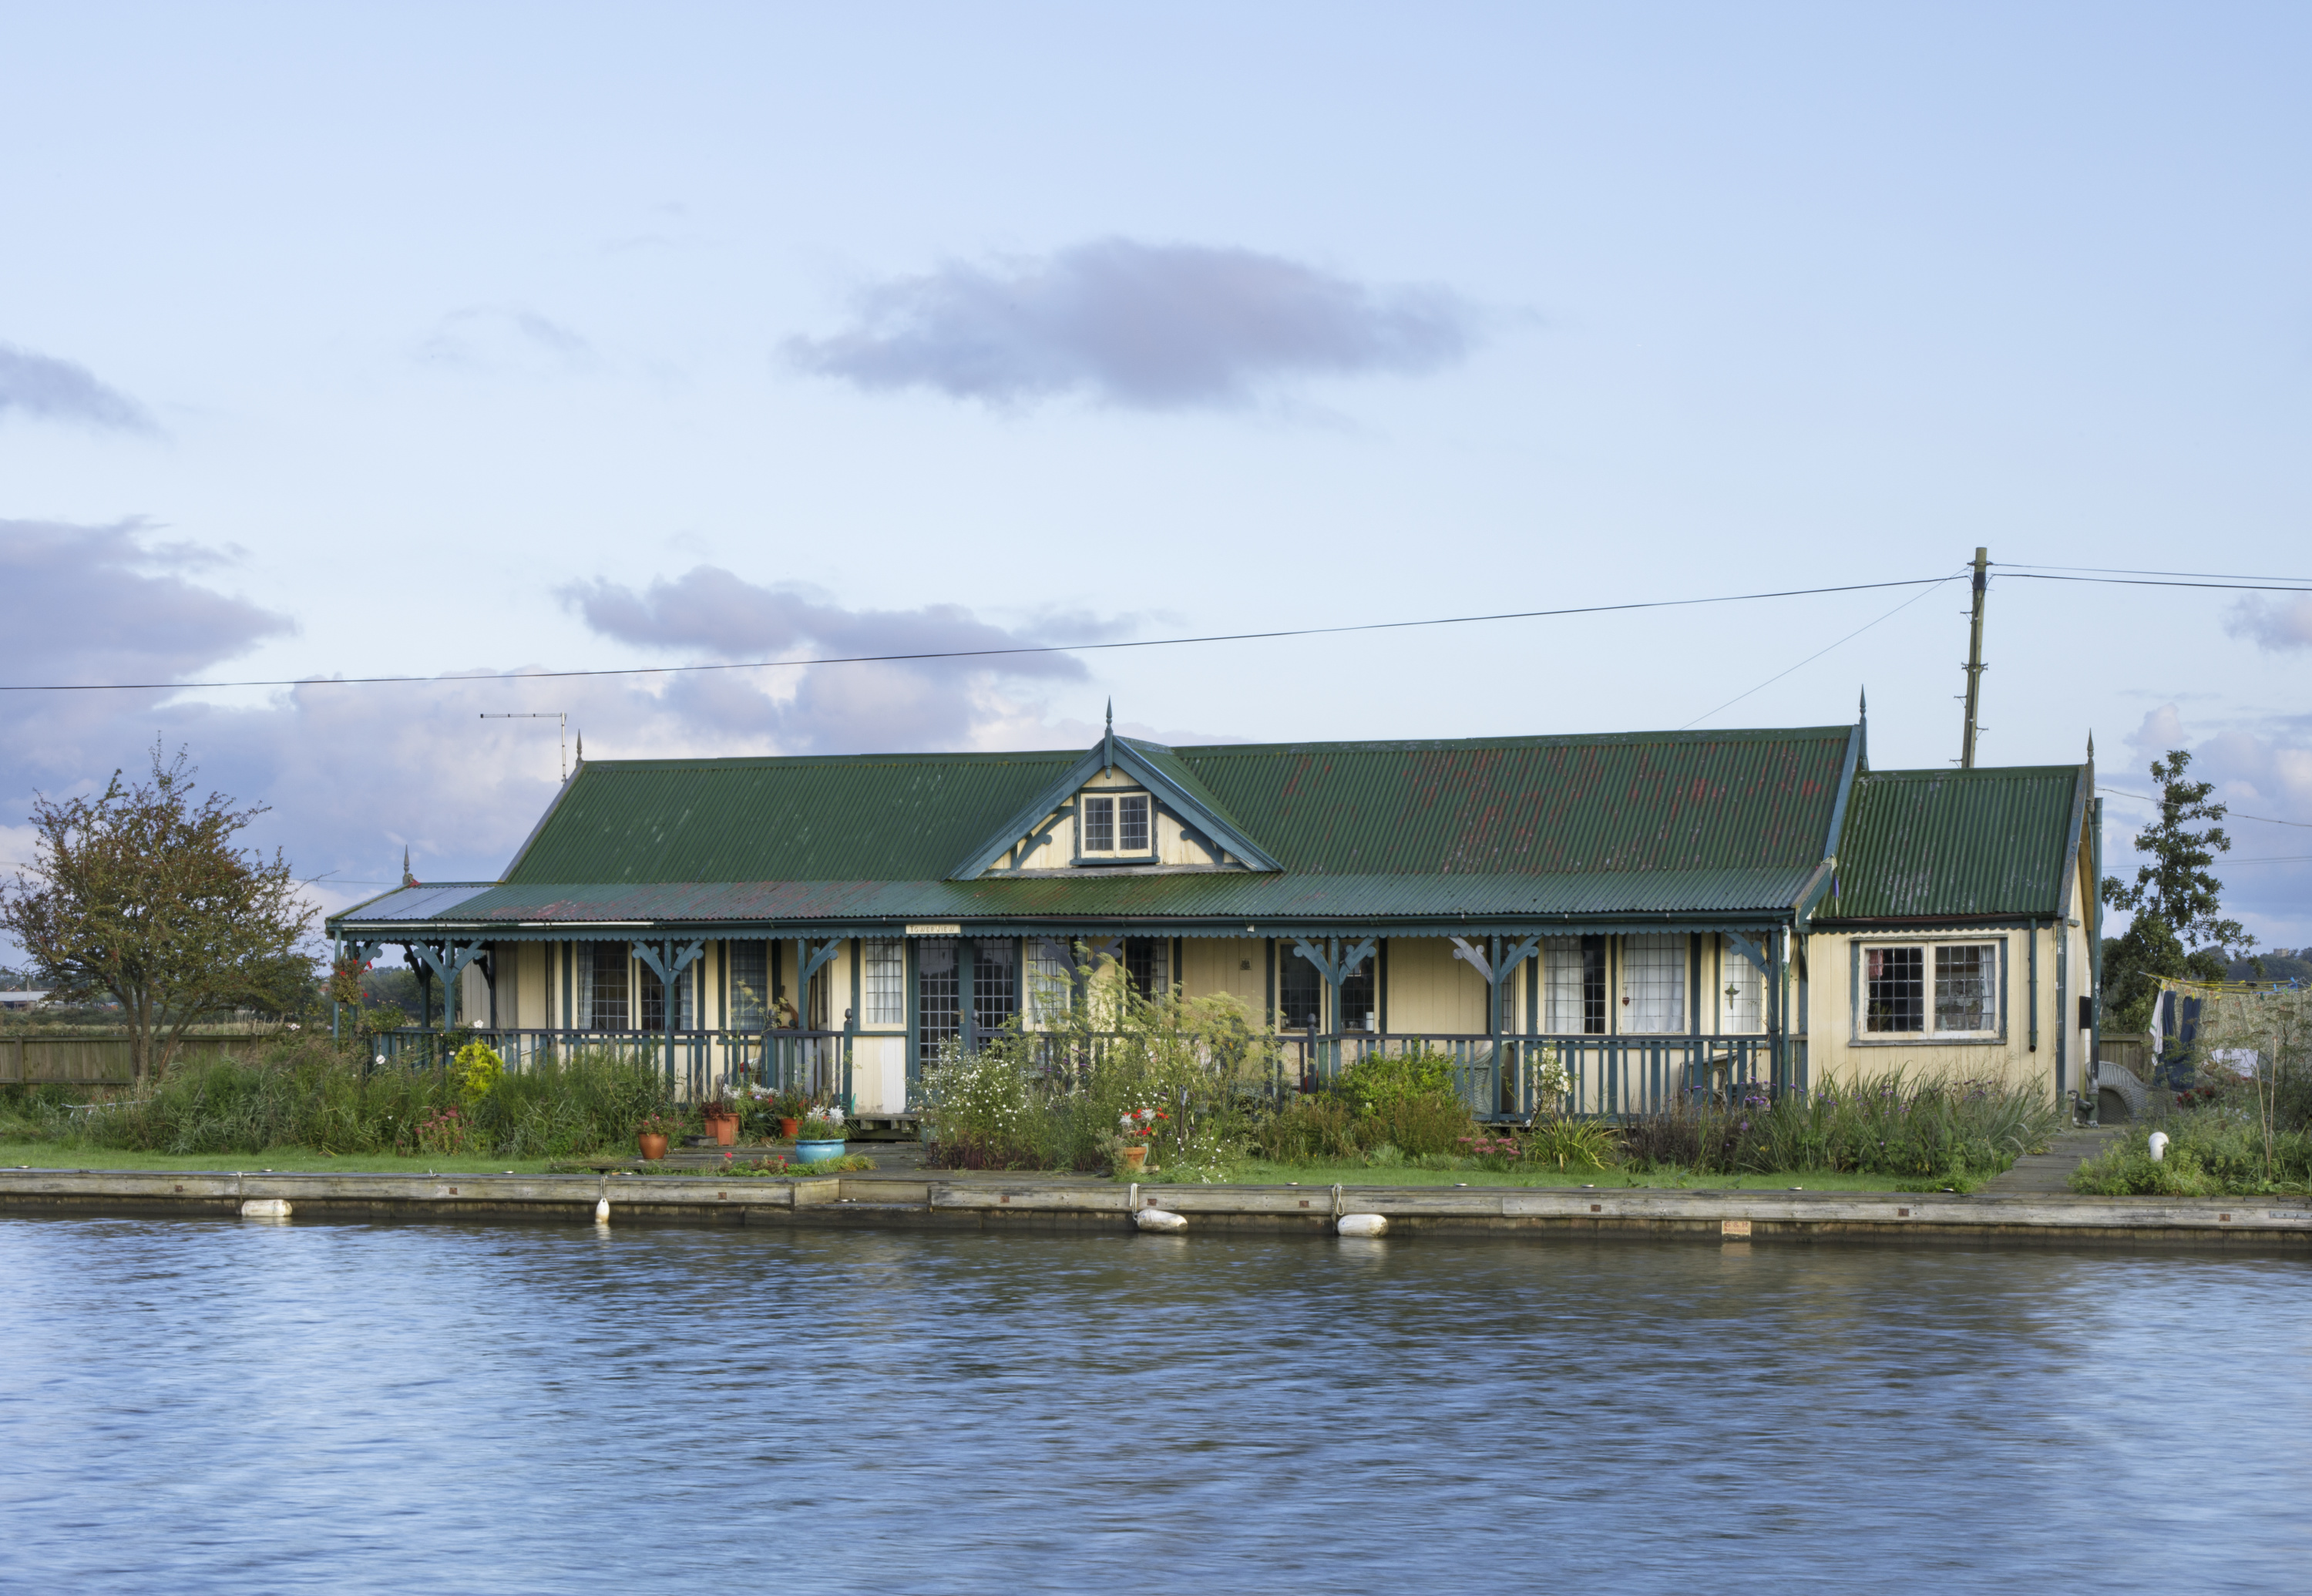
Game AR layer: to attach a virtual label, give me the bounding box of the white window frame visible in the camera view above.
[1075,789,1157,863]
[862,938,906,1027]
[1619,934,1685,1035]
[1850,937,2005,1044]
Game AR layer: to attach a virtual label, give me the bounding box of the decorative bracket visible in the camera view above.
[1290,936,1376,988]
[633,938,707,990]
[1722,931,1769,976]
[1450,935,1539,988]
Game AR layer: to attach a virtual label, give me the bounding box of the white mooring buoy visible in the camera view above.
[240,1198,292,1221]
[1135,1208,1188,1233]
[2148,1132,2169,1163]
[594,1198,611,1225]
[1337,1213,1389,1238]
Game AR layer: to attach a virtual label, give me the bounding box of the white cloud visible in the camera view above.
[2225,593,2312,653]
[0,342,155,432]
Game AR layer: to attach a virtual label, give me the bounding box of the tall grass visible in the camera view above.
[1621,1071,2059,1181]
[0,1034,673,1159]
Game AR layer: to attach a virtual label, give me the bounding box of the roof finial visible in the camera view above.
[576,730,583,764]
[1859,685,1868,722]
[1103,699,1115,772]
[2087,730,2095,761]
[402,846,417,889]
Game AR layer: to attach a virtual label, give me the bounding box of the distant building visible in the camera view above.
[0,991,50,1012]
[327,711,2101,1117]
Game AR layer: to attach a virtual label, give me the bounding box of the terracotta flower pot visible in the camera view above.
[638,1132,669,1161]
[779,1117,800,1139]
[1120,1145,1148,1174]
[706,1114,738,1147]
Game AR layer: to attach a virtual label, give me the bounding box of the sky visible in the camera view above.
[2,2,2307,955]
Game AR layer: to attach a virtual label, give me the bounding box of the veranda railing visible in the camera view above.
[1005,1027,1806,1122]
[368,1026,855,1107]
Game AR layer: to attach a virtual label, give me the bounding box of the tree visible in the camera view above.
[0,744,318,1080]
[2099,748,2252,1034]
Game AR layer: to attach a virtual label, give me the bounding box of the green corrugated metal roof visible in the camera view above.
[341,864,1821,930]
[1820,766,2084,920]
[504,725,1853,887]
[504,750,1079,885]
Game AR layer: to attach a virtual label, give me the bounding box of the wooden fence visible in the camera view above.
[0,1032,274,1086]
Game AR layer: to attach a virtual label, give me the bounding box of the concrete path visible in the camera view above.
[1984,1127,2120,1195]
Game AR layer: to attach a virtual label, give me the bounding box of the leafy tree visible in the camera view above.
[0,744,318,1080]
[2099,748,2251,1033]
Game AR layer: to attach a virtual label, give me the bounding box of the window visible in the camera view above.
[1545,937,1608,1035]
[919,939,959,1065]
[1027,942,1074,1026]
[863,939,905,1026]
[637,962,665,1032]
[586,943,627,1030]
[1721,940,1763,1033]
[728,941,768,1030]
[1862,941,2000,1038]
[1279,947,1322,1030]
[1621,934,1685,1034]
[1079,791,1152,858]
[974,940,1018,1034]
[1339,947,1376,1031]
[1124,936,1169,1000]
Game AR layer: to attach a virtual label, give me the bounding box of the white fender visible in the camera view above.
[2147,1131,2169,1163]
[240,1198,292,1221]
[1135,1208,1188,1233]
[1337,1212,1388,1238]
[594,1198,611,1225]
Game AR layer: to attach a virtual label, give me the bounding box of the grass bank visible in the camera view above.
[1181,1161,1933,1192]
[0,1142,560,1175]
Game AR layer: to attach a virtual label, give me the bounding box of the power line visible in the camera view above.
[1999,573,2312,593]
[2099,788,2312,829]
[2001,562,2312,583]
[0,576,1956,694]
[1681,570,1961,729]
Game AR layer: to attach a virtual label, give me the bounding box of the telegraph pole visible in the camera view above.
[1959,547,1988,768]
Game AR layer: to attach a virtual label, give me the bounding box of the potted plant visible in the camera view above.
[701,1092,741,1147]
[1113,1106,1167,1174]
[636,1111,679,1161]
[771,1087,811,1140]
[794,1105,847,1163]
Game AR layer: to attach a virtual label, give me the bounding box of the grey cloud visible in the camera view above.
[0,343,156,432]
[785,238,1478,409]
[0,519,294,688]
[560,566,1121,680]
[2225,593,2312,653]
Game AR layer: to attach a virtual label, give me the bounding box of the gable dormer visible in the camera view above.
[948,725,1282,879]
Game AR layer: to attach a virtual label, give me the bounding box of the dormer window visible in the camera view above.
[1079,791,1152,860]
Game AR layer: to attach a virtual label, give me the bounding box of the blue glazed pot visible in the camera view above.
[793,1139,846,1164]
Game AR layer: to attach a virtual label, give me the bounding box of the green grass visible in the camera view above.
[1158,1159,1934,1192]
[0,1141,562,1175]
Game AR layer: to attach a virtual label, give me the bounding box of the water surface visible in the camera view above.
[1,1217,2304,1593]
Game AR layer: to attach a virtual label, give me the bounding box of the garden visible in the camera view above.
[918,986,2063,1191]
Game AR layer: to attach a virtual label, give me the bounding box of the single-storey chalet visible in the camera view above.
[327,711,2103,1121]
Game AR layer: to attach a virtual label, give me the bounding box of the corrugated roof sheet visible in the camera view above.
[340,884,492,922]
[503,725,1853,885]
[1820,766,2084,920]
[335,865,1822,929]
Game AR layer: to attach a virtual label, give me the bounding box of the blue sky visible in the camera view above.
[2,3,2307,949]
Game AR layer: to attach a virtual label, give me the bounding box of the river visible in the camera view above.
[0,1217,2303,1592]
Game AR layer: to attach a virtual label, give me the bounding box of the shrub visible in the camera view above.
[2070,1108,2312,1196]
[1249,1095,1360,1163]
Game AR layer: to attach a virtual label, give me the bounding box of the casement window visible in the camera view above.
[728,940,768,1030]
[1124,936,1169,999]
[1278,949,1322,1030]
[1079,791,1153,859]
[1544,936,1608,1035]
[583,942,628,1030]
[1339,949,1376,1031]
[862,938,906,1026]
[639,963,693,1030]
[1720,941,1764,1033]
[1027,942,1074,1026]
[1621,934,1685,1034]
[918,939,959,1065]
[973,940,1018,1033]
[1860,940,2001,1039]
